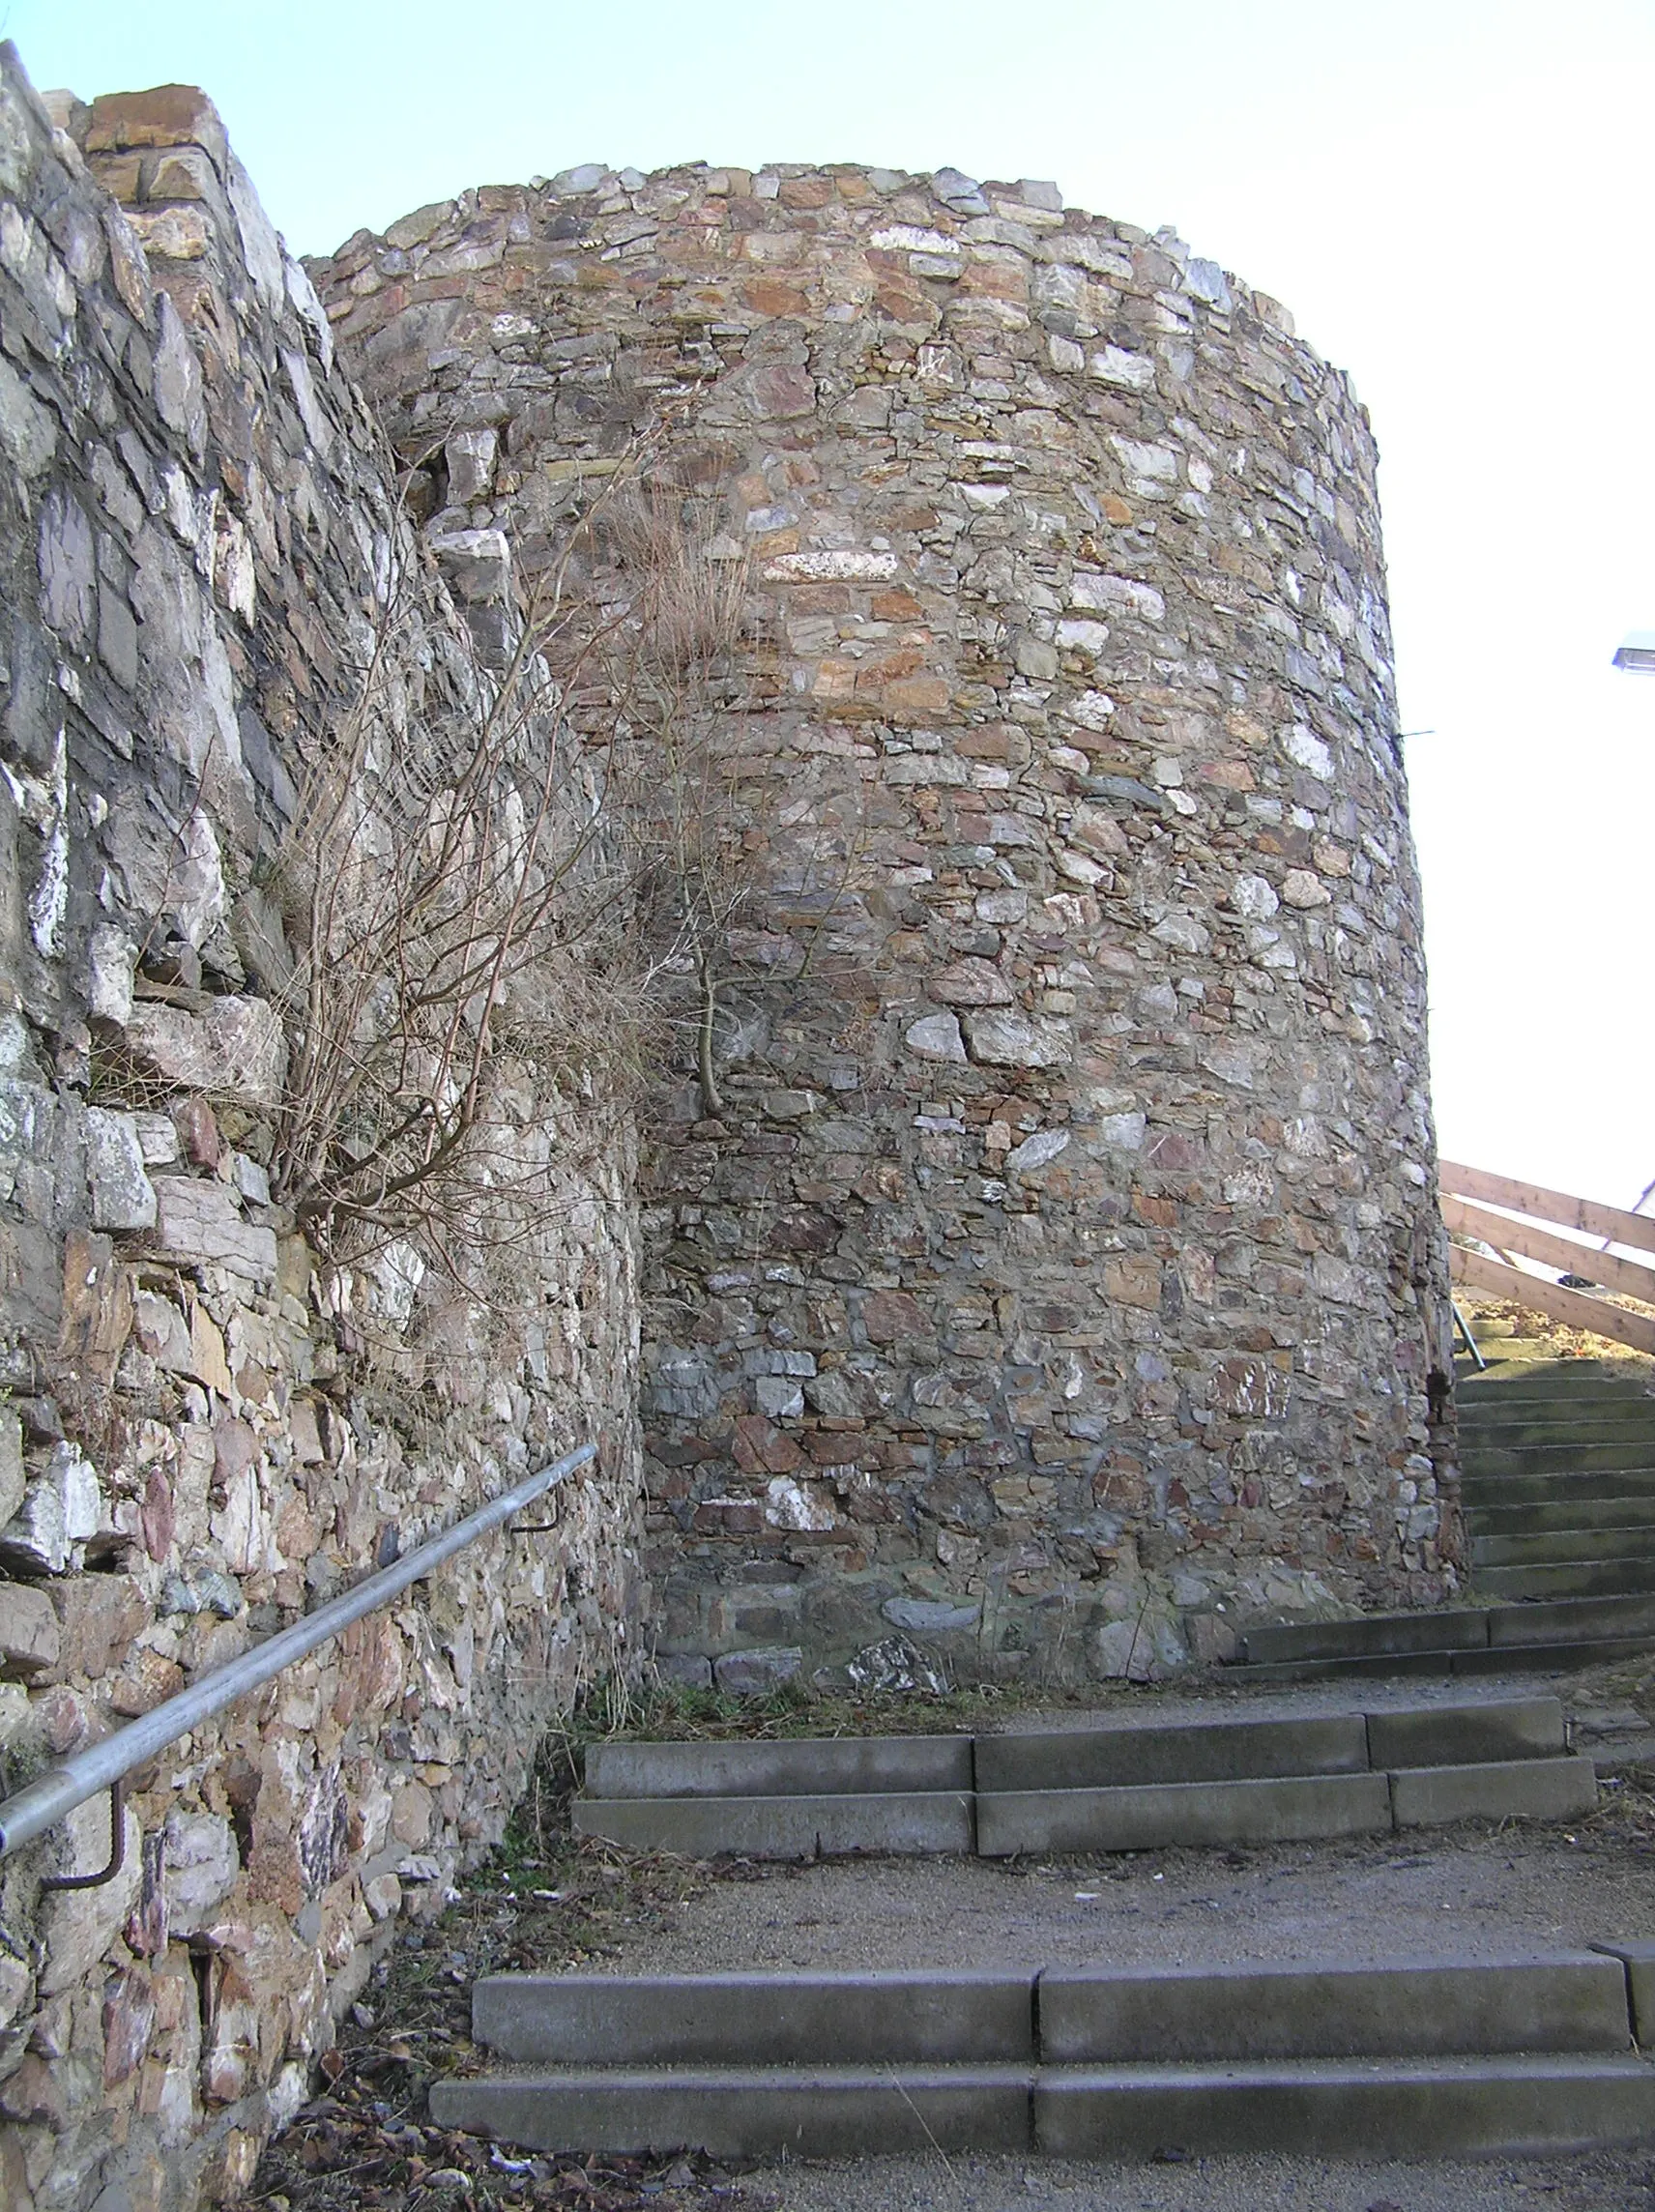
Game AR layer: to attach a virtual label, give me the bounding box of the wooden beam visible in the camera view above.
[1442,1195,1655,1304]
[1448,1244,1655,1357]
[1437,1159,1655,1258]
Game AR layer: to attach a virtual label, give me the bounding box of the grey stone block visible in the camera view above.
[1591,1943,1655,2047]
[474,1971,1036,2064]
[1038,1956,1631,2062]
[430,2065,1035,2157]
[572,1790,973,1860]
[711,1647,800,1694]
[1389,1754,1598,1828]
[585,1732,972,1800]
[0,1580,59,1674]
[1034,2054,1655,2160]
[975,1712,1368,1793]
[1365,1696,1565,1769]
[975,1771,1391,1857]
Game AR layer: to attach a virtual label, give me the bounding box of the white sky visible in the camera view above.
[11,0,1655,1212]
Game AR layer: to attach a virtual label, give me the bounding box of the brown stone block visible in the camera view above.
[128,203,212,261]
[777,176,834,208]
[1199,758,1256,791]
[58,1228,132,1380]
[881,676,953,719]
[102,1965,157,2087]
[861,1288,925,1343]
[1103,1255,1162,1309]
[86,85,229,170]
[872,588,923,621]
[110,1648,185,1716]
[743,279,809,318]
[732,1416,803,1475]
[693,1499,765,1535]
[49,1576,150,1679]
[89,149,143,200]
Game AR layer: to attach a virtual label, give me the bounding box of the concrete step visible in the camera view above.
[977,1756,1596,1856]
[981,1698,1561,1786]
[1593,1942,1655,2042]
[976,1771,1393,1856]
[1473,1527,1655,1568]
[1470,1495,1655,1537]
[574,1701,1586,1861]
[1389,1755,1598,1828]
[1033,2055,1655,2161]
[1490,1591,1655,1644]
[1462,1467,1655,1507]
[473,1971,1035,2064]
[1225,1593,1655,1678]
[1363,1697,1563,1764]
[1474,1560,1655,1602]
[430,2065,1036,2158]
[1461,1409,1655,1446]
[1462,1440,1655,1476]
[1039,1954,1629,2060]
[467,1957,1628,2072]
[1234,1594,1655,1669]
[1459,1363,1655,1403]
[1234,1613,1489,1664]
[974,1711,1370,1792]
[571,1790,973,1859]
[582,1734,971,1800]
[435,1952,1653,2160]
[435,2055,1655,2163]
[1237,1636,1655,1683]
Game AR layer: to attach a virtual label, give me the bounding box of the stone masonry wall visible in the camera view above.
[315,157,1459,1693]
[0,53,643,2212]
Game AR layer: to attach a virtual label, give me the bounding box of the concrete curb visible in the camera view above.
[584,1734,972,1800]
[1388,1754,1598,1829]
[473,1970,1037,2064]
[976,1771,1393,1856]
[1364,1696,1563,1768]
[1033,2054,1655,2160]
[572,1790,973,1858]
[430,2067,1037,2157]
[973,1713,1368,1792]
[1037,1956,1631,2061]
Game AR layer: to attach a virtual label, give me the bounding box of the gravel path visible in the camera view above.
[743,2143,1655,2210]
[583,1795,1655,1978]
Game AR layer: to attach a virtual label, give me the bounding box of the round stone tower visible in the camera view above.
[315,160,1457,1685]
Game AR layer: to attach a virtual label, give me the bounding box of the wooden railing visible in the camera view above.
[1439,1160,1655,1358]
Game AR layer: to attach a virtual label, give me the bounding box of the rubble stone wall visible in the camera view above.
[0,53,644,2212]
[315,157,1458,1694]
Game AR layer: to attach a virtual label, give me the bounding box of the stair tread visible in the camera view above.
[446,2054,1650,2082]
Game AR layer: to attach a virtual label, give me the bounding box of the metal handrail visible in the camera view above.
[0,1441,595,1864]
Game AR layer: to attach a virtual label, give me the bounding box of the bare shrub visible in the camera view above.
[264,459,754,1332]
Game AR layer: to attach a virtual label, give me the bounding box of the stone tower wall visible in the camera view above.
[0,55,643,2212]
[317,158,1459,1690]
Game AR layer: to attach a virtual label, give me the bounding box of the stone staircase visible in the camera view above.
[570,1694,1596,1860]
[432,1950,1655,2159]
[1462,1357,1655,1602]
[1231,1592,1655,1680]
[1226,1350,1655,1680]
